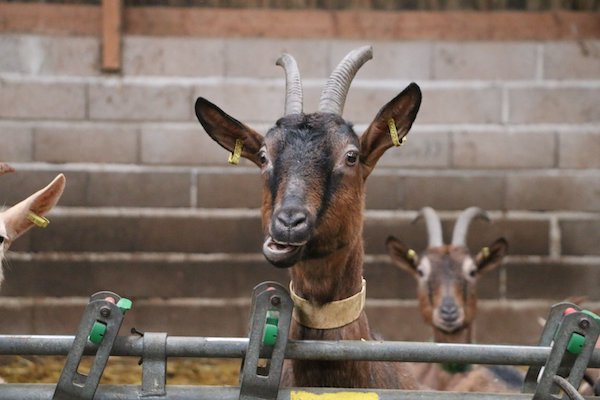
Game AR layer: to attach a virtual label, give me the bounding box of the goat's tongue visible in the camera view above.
[264,236,297,254]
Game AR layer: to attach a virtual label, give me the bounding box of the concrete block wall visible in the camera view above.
[1,28,599,345]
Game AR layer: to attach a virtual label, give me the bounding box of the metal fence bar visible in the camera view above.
[3,385,599,400]
[1,335,599,367]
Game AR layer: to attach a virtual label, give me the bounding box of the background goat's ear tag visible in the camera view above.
[387,118,401,146]
[27,212,50,228]
[481,246,490,259]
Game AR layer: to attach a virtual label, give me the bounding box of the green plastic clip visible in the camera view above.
[565,309,600,355]
[117,298,133,314]
[266,310,279,326]
[89,321,107,344]
[263,310,279,346]
[263,323,278,346]
[567,333,586,355]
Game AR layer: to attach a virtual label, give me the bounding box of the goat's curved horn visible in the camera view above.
[451,207,490,247]
[276,53,303,115]
[318,45,373,115]
[413,207,444,248]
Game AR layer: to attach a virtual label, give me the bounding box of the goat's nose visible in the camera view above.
[277,209,307,229]
[439,297,459,322]
[272,207,310,243]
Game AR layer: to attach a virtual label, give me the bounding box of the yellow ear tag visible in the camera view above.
[27,212,49,228]
[407,249,417,260]
[387,119,406,147]
[228,139,243,165]
[481,247,490,259]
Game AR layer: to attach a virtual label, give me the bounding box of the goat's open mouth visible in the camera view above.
[262,236,305,267]
[434,321,465,334]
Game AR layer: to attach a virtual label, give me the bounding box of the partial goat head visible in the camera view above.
[195,46,421,270]
[0,172,66,286]
[386,207,507,335]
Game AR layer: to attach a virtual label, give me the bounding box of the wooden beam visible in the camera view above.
[0,3,100,35]
[101,0,123,72]
[1,3,599,41]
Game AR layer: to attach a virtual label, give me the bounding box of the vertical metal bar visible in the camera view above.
[101,0,123,72]
[239,282,293,400]
[523,302,577,393]
[53,291,128,400]
[533,311,600,400]
[141,332,168,397]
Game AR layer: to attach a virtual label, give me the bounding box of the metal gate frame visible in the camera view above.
[1,282,599,400]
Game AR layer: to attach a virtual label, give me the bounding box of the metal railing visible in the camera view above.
[1,283,599,400]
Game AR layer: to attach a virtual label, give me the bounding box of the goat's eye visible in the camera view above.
[259,150,268,166]
[468,270,476,278]
[416,268,425,277]
[345,150,359,166]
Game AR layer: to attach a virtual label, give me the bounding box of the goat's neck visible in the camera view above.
[288,238,367,339]
[433,325,473,344]
[289,238,364,306]
[286,239,380,387]
[284,235,418,389]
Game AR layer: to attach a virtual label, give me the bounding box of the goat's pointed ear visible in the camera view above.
[385,235,419,276]
[2,174,66,241]
[476,237,508,274]
[195,97,264,167]
[360,83,421,178]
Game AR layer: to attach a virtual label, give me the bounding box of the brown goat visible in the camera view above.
[0,167,66,287]
[386,207,523,392]
[195,47,421,388]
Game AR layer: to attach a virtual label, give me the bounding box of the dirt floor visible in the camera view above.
[0,355,240,385]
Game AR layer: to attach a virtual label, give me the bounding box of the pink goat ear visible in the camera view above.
[2,174,66,240]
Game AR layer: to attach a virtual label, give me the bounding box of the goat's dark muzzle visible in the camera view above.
[439,297,459,322]
[262,206,313,268]
[273,206,310,244]
[433,296,465,333]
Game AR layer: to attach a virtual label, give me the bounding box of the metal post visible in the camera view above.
[141,332,168,397]
[52,291,132,400]
[239,281,293,400]
[524,302,575,393]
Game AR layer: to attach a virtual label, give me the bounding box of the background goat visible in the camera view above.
[195,46,421,388]
[386,206,523,392]
[0,166,66,288]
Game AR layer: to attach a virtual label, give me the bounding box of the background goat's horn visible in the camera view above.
[413,207,444,248]
[318,45,373,115]
[451,207,490,247]
[276,53,303,115]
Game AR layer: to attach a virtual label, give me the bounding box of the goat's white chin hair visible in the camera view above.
[434,320,465,334]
